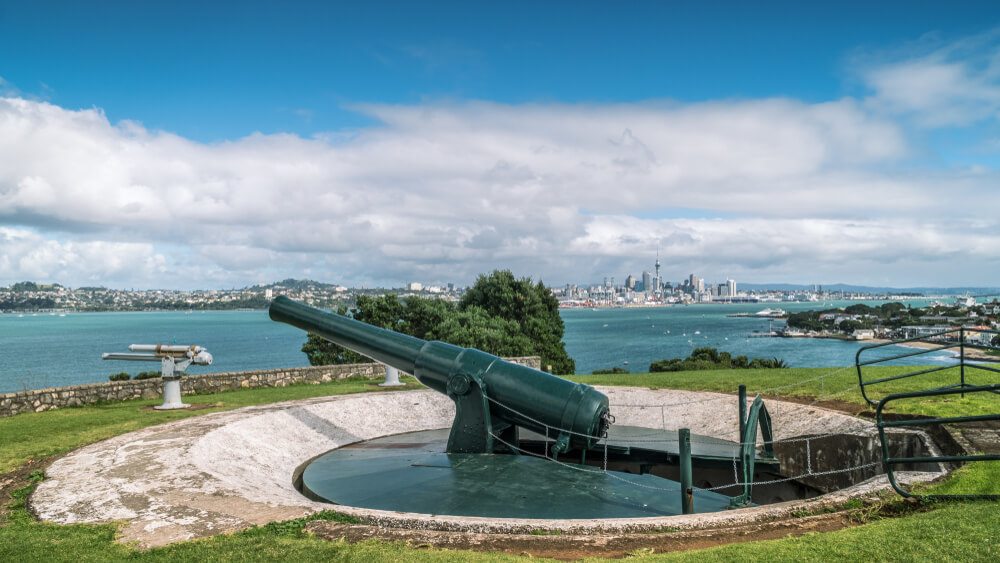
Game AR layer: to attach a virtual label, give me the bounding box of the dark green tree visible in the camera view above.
[459,270,575,374]
[428,306,534,357]
[844,304,874,315]
[301,297,411,366]
[302,275,576,373]
[839,319,865,333]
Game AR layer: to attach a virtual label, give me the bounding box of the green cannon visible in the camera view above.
[269,296,611,455]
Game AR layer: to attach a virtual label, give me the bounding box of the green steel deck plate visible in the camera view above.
[301,429,734,518]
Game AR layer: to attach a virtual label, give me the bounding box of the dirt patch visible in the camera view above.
[0,456,55,521]
[760,395,872,417]
[306,512,856,559]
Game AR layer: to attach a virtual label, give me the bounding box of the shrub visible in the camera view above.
[592,367,629,374]
[134,371,161,380]
[108,372,131,382]
[649,347,788,372]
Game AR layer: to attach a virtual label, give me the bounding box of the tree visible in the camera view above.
[302,271,577,374]
[459,270,575,374]
[879,302,905,316]
[844,304,874,315]
[301,296,414,366]
[839,320,864,333]
[428,306,535,357]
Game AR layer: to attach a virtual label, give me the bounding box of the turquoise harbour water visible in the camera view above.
[0,300,956,393]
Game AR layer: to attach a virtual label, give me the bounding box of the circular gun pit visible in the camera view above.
[30,388,947,548]
[298,428,734,518]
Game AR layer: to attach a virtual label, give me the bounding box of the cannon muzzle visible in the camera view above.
[269,296,610,455]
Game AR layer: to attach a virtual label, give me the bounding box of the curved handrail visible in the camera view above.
[876,384,999,500]
[856,327,1000,407]
[729,394,774,507]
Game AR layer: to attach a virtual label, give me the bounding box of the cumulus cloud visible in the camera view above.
[0,86,997,288]
[861,29,1000,127]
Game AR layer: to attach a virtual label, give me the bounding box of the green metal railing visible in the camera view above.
[856,327,999,499]
[875,385,999,499]
[855,327,999,407]
[730,386,774,507]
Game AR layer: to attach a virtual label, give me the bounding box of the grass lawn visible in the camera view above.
[0,367,997,562]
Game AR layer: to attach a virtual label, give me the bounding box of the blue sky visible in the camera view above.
[2,1,1000,288]
[4,1,994,139]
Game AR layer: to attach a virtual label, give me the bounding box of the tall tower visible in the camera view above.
[654,247,662,292]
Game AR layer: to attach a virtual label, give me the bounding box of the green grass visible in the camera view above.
[632,500,999,562]
[0,368,997,562]
[572,364,997,417]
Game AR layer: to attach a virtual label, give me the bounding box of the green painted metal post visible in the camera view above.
[738,384,747,443]
[679,428,694,515]
[959,328,966,398]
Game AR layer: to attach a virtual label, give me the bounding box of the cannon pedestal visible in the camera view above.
[154,376,190,410]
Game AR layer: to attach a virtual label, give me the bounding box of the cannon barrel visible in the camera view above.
[269,296,610,454]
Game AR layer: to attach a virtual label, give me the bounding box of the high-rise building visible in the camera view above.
[625,274,635,290]
[694,277,705,293]
[642,271,652,293]
[727,279,737,297]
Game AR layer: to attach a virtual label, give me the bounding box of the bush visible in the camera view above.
[649,347,788,372]
[134,371,161,380]
[108,372,131,382]
[592,367,629,374]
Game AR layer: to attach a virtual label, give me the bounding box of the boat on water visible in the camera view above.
[727,308,788,319]
[755,308,786,317]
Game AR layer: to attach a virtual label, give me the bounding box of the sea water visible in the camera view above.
[0,300,954,393]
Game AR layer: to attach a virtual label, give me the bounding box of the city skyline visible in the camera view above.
[3,3,1000,289]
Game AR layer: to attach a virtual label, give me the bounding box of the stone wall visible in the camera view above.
[0,356,542,417]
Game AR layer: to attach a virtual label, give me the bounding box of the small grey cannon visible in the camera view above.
[269,296,611,455]
[102,344,213,410]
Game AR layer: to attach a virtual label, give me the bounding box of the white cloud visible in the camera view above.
[861,29,1000,126]
[0,92,996,288]
[0,227,168,285]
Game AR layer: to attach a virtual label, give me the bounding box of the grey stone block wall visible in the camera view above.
[0,356,541,418]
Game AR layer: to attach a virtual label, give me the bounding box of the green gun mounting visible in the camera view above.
[269,296,611,455]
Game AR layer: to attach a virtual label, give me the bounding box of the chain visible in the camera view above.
[490,432,883,497]
[704,462,881,491]
[806,438,812,475]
